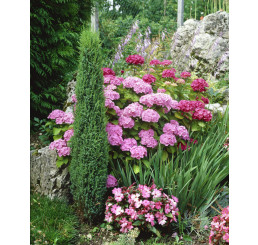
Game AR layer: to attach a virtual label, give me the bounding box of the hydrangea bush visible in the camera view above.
[47,54,213,168]
[209,206,229,244]
[104,183,179,236]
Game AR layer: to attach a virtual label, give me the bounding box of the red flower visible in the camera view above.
[102,67,116,76]
[126,55,144,65]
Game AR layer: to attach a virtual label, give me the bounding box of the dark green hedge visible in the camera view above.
[70,29,108,223]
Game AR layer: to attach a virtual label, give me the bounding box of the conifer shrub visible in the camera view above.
[69,29,109,223]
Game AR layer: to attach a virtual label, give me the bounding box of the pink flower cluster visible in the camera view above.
[104,75,123,85]
[142,74,156,84]
[160,120,190,146]
[160,60,172,66]
[126,55,145,65]
[130,146,148,159]
[209,206,229,244]
[104,89,120,101]
[120,138,137,151]
[47,110,74,124]
[119,115,135,129]
[162,69,176,79]
[106,175,118,188]
[191,78,209,92]
[71,94,77,103]
[63,129,74,141]
[49,139,71,157]
[106,123,123,146]
[150,59,161,66]
[178,100,205,112]
[103,67,116,76]
[123,102,143,118]
[157,88,166,93]
[180,71,191,78]
[139,129,158,148]
[141,109,160,123]
[140,93,179,111]
[105,184,179,233]
[192,108,213,122]
[122,77,153,94]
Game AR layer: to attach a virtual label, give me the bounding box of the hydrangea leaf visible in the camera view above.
[174,112,184,119]
[133,164,140,174]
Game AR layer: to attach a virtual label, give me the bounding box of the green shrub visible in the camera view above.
[30,192,79,244]
[30,0,92,119]
[70,29,109,223]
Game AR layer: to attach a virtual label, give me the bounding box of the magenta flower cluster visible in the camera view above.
[209,206,229,244]
[191,78,209,92]
[162,69,176,79]
[106,175,118,188]
[142,74,156,84]
[49,139,71,157]
[125,55,145,65]
[180,71,191,78]
[192,108,213,122]
[105,184,179,233]
[47,109,74,124]
[139,129,158,148]
[102,67,116,76]
[149,59,172,66]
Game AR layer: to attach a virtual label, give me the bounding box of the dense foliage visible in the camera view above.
[30,0,92,119]
[69,30,109,223]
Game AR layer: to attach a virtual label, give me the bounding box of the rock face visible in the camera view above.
[170,11,229,79]
[30,146,70,199]
[64,79,76,113]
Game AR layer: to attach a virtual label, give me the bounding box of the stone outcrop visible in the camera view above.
[170,11,229,79]
[30,146,70,199]
[64,79,76,113]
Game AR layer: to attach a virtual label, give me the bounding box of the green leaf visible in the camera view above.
[198,121,206,127]
[191,122,200,132]
[165,213,173,218]
[147,224,161,237]
[113,151,118,159]
[132,220,142,226]
[133,164,140,174]
[53,135,62,140]
[112,120,118,125]
[53,127,62,135]
[174,112,184,119]
[56,160,64,168]
[162,151,168,161]
[183,235,192,241]
[142,160,150,168]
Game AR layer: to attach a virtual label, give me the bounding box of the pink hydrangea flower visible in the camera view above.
[123,102,144,118]
[105,99,115,109]
[104,89,120,101]
[106,175,118,188]
[192,108,212,122]
[191,78,209,92]
[120,138,137,151]
[106,123,123,136]
[108,134,123,146]
[130,146,147,159]
[201,96,209,104]
[180,71,191,78]
[150,59,161,65]
[57,146,70,157]
[133,80,153,94]
[162,69,176,78]
[118,115,135,128]
[49,139,67,150]
[105,212,113,223]
[140,137,158,148]
[176,78,185,84]
[122,76,141,88]
[104,84,117,90]
[102,67,116,76]
[71,94,77,103]
[139,129,155,138]
[63,129,74,142]
[104,75,122,85]
[163,123,178,134]
[157,88,166,93]
[142,74,156,84]
[160,134,177,146]
[175,126,190,141]
[141,109,160,123]
[126,54,144,65]
[161,60,172,66]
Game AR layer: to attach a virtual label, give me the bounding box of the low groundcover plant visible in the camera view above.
[104,183,179,237]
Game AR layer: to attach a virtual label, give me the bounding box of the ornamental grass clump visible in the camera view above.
[69,29,109,223]
[104,184,179,237]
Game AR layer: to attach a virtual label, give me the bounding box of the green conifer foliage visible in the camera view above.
[69,30,108,223]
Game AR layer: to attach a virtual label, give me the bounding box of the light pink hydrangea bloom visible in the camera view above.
[63,129,74,142]
[123,102,144,118]
[141,109,160,122]
[130,146,147,159]
[118,115,135,128]
[160,133,177,146]
[120,138,137,151]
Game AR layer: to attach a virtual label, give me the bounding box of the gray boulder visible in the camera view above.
[30,146,70,199]
[171,11,229,79]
